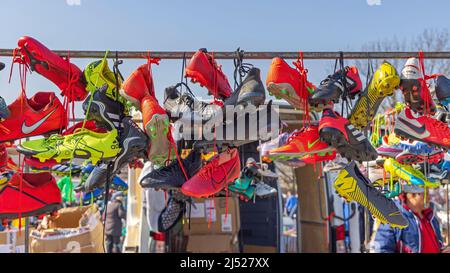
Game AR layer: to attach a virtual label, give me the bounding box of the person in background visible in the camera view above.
[104,191,127,253]
[285,191,298,217]
[370,185,449,253]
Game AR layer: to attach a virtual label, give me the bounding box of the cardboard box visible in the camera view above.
[0,229,26,253]
[243,245,277,253]
[186,235,239,253]
[30,206,104,253]
[183,197,240,236]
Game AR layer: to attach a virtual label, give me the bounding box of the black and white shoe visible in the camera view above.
[82,84,125,131]
[83,117,149,191]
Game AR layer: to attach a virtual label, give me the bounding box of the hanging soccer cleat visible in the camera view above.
[394,107,450,149]
[309,66,362,105]
[319,108,378,162]
[334,161,408,229]
[0,91,67,143]
[140,148,202,190]
[0,172,63,219]
[348,62,400,130]
[267,125,334,160]
[120,62,158,110]
[185,48,232,100]
[182,148,241,198]
[383,158,440,188]
[82,84,125,131]
[399,57,436,115]
[17,128,120,165]
[266,57,315,111]
[141,95,173,164]
[14,36,87,102]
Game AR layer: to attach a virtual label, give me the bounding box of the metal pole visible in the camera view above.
[2,49,450,59]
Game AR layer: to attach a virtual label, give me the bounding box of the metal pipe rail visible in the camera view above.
[2,49,450,59]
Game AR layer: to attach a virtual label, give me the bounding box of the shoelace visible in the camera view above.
[292,52,311,124]
[286,128,305,144]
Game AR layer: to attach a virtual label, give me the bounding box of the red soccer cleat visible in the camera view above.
[15,36,87,102]
[120,63,157,110]
[267,125,334,160]
[141,96,171,164]
[181,148,241,198]
[0,144,6,170]
[395,107,450,149]
[0,91,68,143]
[319,109,378,162]
[0,172,62,219]
[266,57,315,110]
[185,49,232,100]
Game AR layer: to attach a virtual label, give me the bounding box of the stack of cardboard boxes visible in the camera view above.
[184,197,240,253]
[0,229,26,253]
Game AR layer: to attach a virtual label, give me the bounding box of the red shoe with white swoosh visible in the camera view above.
[0,91,67,143]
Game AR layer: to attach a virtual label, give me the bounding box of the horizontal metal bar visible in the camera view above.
[2,49,450,60]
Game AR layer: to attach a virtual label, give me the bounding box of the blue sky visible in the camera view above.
[0,0,449,117]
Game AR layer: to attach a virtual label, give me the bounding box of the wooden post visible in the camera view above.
[295,164,328,253]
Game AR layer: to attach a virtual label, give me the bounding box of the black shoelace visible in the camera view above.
[233,48,253,89]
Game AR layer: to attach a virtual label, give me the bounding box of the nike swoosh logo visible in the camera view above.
[22,109,57,134]
[398,117,426,135]
[307,139,320,149]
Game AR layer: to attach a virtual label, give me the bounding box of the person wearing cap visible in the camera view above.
[104,191,127,253]
[370,184,448,253]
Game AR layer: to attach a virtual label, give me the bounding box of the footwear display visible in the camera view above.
[3,34,450,254]
[83,84,125,131]
[255,182,277,198]
[181,148,240,198]
[0,172,62,219]
[394,107,450,148]
[14,36,87,102]
[435,75,450,107]
[258,132,290,162]
[141,95,173,164]
[228,164,259,201]
[0,91,67,143]
[163,83,212,122]
[185,48,232,100]
[267,125,333,160]
[17,128,120,165]
[140,148,202,190]
[158,191,186,232]
[84,59,128,109]
[83,117,148,191]
[266,57,315,110]
[334,161,408,229]
[319,108,378,162]
[120,63,156,110]
[383,158,439,188]
[223,67,266,108]
[348,62,400,129]
[309,66,362,105]
[399,58,436,114]
[192,100,280,151]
